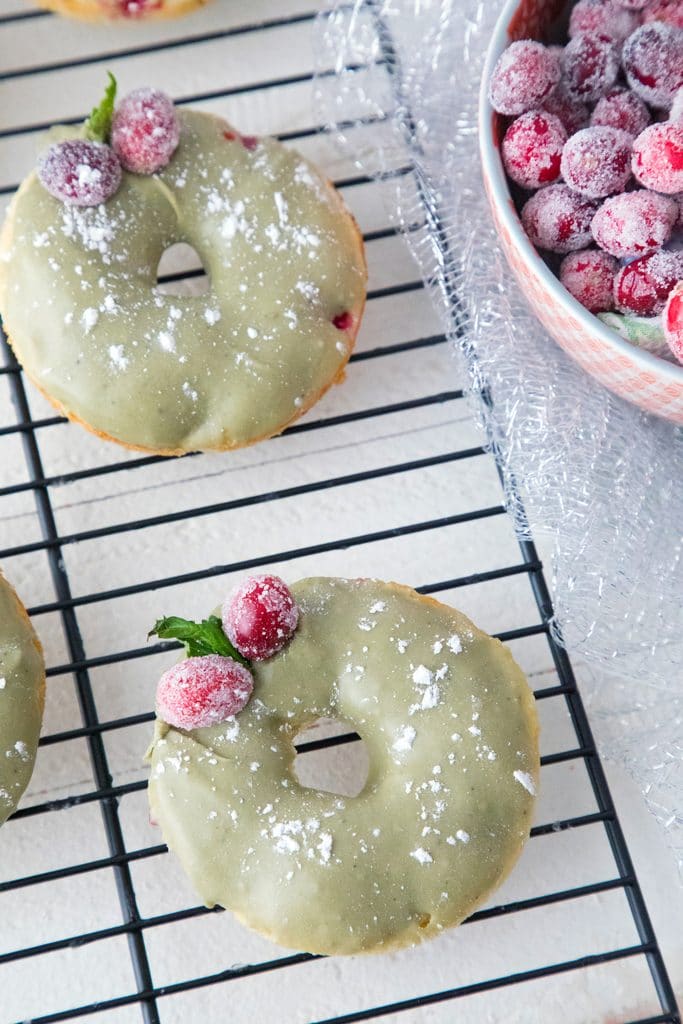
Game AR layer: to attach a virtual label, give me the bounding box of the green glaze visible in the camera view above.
[0,112,366,453]
[146,578,539,955]
[0,573,44,826]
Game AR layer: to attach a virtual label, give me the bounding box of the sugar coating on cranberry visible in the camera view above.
[642,1,683,30]
[502,111,567,189]
[156,654,254,731]
[569,0,639,44]
[591,189,679,257]
[591,87,651,137]
[111,88,179,174]
[488,40,561,116]
[560,249,618,312]
[614,250,683,315]
[542,80,590,135]
[622,22,683,108]
[615,0,653,9]
[38,139,121,207]
[521,184,599,253]
[671,88,683,122]
[632,122,683,194]
[560,126,632,198]
[561,32,620,103]
[664,281,683,362]
[222,574,298,661]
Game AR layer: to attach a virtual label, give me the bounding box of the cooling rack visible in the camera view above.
[0,2,680,1022]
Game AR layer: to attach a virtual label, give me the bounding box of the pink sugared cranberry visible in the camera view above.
[111,88,179,174]
[333,311,354,331]
[615,0,653,9]
[560,126,632,198]
[664,281,683,362]
[561,32,620,103]
[488,40,561,116]
[38,139,122,207]
[671,88,683,122]
[156,654,254,731]
[502,111,567,189]
[559,249,618,312]
[622,22,683,108]
[569,0,639,43]
[591,87,651,137]
[542,80,590,135]
[521,184,599,253]
[591,189,679,257]
[632,122,683,194]
[222,575,298,661]
[642,1,683,30]
[614,250,683,315]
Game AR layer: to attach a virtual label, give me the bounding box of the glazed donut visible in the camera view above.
[0,98,366,455]
[33,0,212,22]
[146,577,539,955]
[0,572,45,826]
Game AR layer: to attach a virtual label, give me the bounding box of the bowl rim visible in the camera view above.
[477,0,683,387]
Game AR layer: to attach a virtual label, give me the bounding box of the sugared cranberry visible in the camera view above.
[671,88,683,122]
[560,126,632,198]
[502,111,567,189]
[622,22,683,108]
[569,0,639,44]
[521,184,599,253]
[615,0,653,9]
[156,654,254,731]
[38,139,121,207]
[614,250,683,315]
[542,80,590,135]
[664,281,683,362]
[632,122,683,194]
[642,1,683,30]
[488,40,561,116]
[591,189,679,257]
[591,87,651,137]
[111,88,179,174]
[222,575,298,661]
[333,311,354,331]
[559,249,618,312]
[561,32,620,103]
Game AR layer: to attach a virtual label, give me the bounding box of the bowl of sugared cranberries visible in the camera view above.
[479,0,683,424]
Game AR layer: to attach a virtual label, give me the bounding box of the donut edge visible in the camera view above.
[29,0,213,23]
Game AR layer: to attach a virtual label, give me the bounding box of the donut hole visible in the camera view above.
[155,242,210,297]
[293,718,369,798]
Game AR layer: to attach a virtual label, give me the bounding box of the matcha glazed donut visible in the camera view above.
[0,85,367,456]
[146,577,540,956]
[0,572,45,826]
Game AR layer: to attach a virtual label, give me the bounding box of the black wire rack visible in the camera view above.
[0,2,680,1023]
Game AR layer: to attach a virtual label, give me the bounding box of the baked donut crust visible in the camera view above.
[146,578,539,955]
[0,572,45,826]
[0,111,367,456]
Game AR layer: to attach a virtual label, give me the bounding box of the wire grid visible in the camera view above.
[0,2,680,1022]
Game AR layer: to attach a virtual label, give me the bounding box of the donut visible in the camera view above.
[145,577,539,955]
[0,83,366,456]
[33,0,212,22]
[0,572,45,826]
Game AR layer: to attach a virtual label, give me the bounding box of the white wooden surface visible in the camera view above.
[0,2,681,1022]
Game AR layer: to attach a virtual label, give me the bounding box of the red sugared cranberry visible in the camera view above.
[591,189,679,257]
[614,250,683,315]
[502,110,567,189]
[521,184,599,253]
[333,311,354,331]
[569,0,639,43]
[488,40,561,116]
[561,32,620,103]
[632,122,683,194]
[38,139,121,207]
[591,87,651,137]
[560,249,618,312]
[156,654,254,731]
[642,1,683,30]
[543,80,590,135]
[622,22,683,108]
[664,281,683,362]
[560,126,632,198]
[222,575,298,661]
[111,88,179,174]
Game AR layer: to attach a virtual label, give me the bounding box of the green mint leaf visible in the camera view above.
[148,614,250,667]
[85,72,117,143]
